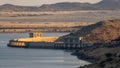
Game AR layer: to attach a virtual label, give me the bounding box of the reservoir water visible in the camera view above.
[0,33,90,68]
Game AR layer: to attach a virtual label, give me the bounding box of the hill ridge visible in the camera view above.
[0,0,120,11]
[70,19,120,44]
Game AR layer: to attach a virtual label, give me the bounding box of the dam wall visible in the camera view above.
[8,32,92,49]
[26,42,54,48]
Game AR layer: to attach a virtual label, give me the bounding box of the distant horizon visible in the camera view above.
[0,0,101,6]
[0,1,99,6]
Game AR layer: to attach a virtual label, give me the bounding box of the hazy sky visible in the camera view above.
[0,0,102,6]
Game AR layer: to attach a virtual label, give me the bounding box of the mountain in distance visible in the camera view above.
[40,2,97,11]
[40,0,120,11]
[0,4,41,11]
[96,0,120,10]
[0,0,120,11]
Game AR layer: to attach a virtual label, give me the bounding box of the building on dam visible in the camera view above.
[8,32,92,49]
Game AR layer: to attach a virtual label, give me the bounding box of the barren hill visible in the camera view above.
[0,4,41,11]
[70,19,120,44]
[78,38,120,68]
[40,0,120,11]
[96,0,120,10]
[77,35,120,68]
[40,2,96,11]
[0,0,120,11]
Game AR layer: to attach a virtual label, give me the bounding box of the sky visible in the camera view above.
[0,0,102,6]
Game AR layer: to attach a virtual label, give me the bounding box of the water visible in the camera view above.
[0,33,90,68]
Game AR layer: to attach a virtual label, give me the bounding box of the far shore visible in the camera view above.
[0,22,95,33]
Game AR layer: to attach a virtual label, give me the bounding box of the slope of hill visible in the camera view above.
[70,19,120,44]
[0,4,41,11]
[78,37,120,68]
[40,2,97,11]
[69,19,120,67]
[80,53,120,68]
[35,0,120,11]
[0,0,120,11]
[96,0,120,10]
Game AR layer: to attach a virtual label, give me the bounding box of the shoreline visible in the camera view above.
[71,51,98,63]
[0,31,71,33]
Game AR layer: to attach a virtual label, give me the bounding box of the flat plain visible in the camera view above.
[0,10,120,32]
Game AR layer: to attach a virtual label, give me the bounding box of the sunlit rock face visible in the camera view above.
[68,19,120,44]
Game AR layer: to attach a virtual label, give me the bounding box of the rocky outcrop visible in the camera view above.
[80,52,120,68]
[73,36,120,68]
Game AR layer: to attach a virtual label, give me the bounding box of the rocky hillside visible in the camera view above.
[74,37,120,61]
[0,0,120,11]
[80,52,120,68]
[78,37,120,68]
[70,21,120,68]
[70,19,120,44]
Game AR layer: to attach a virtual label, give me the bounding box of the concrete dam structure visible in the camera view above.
[8,32,91,49]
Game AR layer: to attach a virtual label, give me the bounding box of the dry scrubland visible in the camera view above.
[0,10,120,22]
[0,10,120,32]
[0,10,114,17]
[0,22,94,33]
[0,22,94,28]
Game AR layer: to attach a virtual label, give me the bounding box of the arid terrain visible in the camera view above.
[0,10,120,22]
[0,22,93,33]
[0,10,120,32]
[69,19,120,68]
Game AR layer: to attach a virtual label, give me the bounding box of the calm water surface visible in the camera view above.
[0,33,90,68]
